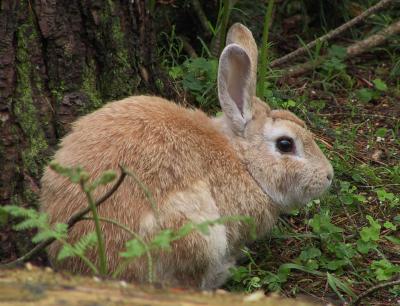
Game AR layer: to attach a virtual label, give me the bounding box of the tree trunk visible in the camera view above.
[0,0,169,262]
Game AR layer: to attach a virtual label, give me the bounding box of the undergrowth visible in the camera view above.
[155,1,399,304]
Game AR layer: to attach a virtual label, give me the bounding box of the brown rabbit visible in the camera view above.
[40,23,333,289]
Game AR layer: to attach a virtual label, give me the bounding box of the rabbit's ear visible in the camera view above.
[218,43,254,136]
[226,23,258,97]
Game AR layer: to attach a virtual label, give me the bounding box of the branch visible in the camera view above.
[68,165,127,226]
[270,0,395,68]
[177,35,198,58]
[352,277,400,305]
[191,0,212,37]
[280,19,400,79]
[0,166,127,269]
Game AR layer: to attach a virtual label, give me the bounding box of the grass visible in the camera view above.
[223,49,399,304]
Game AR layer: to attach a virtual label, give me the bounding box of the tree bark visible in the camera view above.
[0,0,166,262]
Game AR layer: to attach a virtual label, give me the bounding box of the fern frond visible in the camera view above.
[73,232,98,256]
[2,205,38,219]
[13,218,41,231]
[57,244,75,261]
[120,239,147,258]
[53,223,68,240]
[32,229,56,243]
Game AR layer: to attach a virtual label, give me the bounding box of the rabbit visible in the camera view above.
[40,23,333,289]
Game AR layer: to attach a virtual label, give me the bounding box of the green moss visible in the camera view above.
[80,59,103,114]
[14,19,48,177]
[98,2,139,100]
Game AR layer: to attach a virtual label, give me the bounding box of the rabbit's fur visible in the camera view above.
[40,23,333,289]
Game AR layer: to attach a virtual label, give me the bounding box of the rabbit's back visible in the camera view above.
[42,95,241,222]
[40,96,241,284]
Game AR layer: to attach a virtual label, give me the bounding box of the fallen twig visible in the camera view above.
[177,35,198,58]
[0,166,127,269]
[270,0,395,68]
[352,277,400,305]
[280,19,400,79]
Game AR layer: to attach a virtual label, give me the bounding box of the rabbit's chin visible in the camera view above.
[259,181,330,213]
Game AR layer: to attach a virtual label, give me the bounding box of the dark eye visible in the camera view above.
[276,137,295,153]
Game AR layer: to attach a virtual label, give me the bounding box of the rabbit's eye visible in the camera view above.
[276,137,295,153]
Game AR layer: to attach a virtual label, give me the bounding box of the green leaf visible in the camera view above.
[98,170,117,185]
[376,189,395,202]
[356,88,374,103]
[371,259,400,281]
[151,230,173,249]
[354,194,366,203]
[54,223,68,239]
[356,239,377,254]
[0,208,8,227]
[57,244,75,261]
[334,242,356,259]
[373,78,388,91]
[324,259,348,271]
[383,221,396,231]
[73,232,98,256]
[277,264,292,282]
[360,215,381,242]
[304,259,319,270]
[32,230,56,243]
[328,45,347,59]
[168,66,183,79]
[229,266,249,282]
[121,239,147,258]
[279,263,323,277]
[327,272,356,300]
[299,247,321,261]
[198,223,212,235]
[339,194,353,205]
[174,223,195,240]
[309,213,343,237]
[385,235,400,244]
[13,218,41,231]
[2,205,38,219]
[375,128,388,138]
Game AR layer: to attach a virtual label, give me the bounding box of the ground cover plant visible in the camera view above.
[159,1,400,304]
[1,0,399,305]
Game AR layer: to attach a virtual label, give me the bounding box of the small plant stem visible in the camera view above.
[58,238,99,275]
[257,0,275,97]
[0,168,127,269]
[81,216,154,283]
[148,0,156,14]
[219,0,231,54]
[122,168,159,218]
[211,0,235,56]
[84,187,108,276]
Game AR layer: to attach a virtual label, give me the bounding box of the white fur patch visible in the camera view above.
[263,120,305,158]
[139,212,158,236]
[167,180,230,289]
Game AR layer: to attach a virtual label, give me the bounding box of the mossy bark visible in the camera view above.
[0,0,168,263]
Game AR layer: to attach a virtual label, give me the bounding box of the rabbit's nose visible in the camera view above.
[327,172,333,182]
